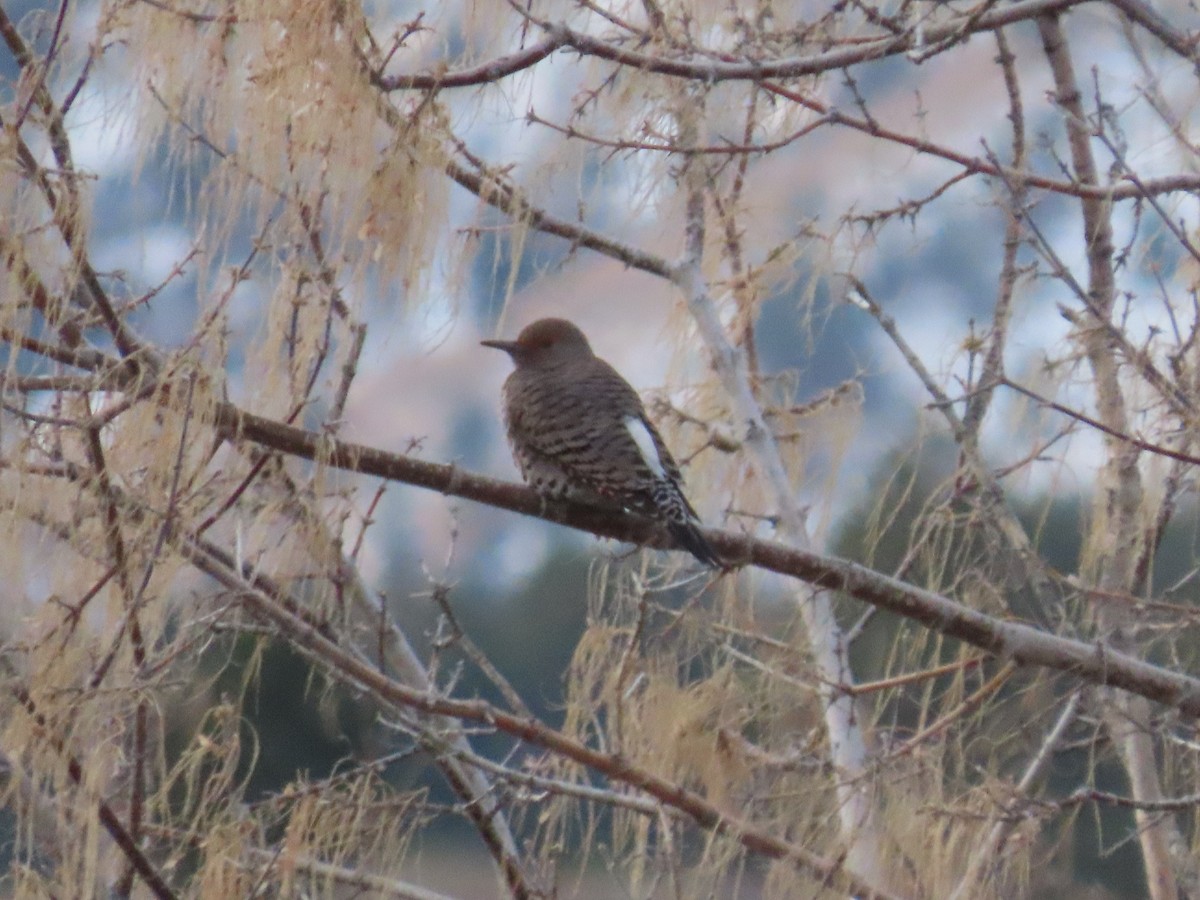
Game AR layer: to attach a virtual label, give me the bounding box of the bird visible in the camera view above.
[482,317,722,567]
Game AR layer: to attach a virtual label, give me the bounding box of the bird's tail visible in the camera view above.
[668,517,723,568]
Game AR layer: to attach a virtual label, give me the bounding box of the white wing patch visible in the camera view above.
[624,415,666,477]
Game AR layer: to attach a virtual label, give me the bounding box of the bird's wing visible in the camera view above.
[567,368,699,520]
[505,360,693,508]
[624,409,685,484]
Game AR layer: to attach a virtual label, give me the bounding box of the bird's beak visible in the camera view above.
[480,338,519,354]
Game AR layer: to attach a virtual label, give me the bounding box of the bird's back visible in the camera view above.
[501,355,683,509]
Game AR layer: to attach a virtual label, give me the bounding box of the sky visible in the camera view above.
[31,0,1199,584]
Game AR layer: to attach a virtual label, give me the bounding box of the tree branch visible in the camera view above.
[377,33,568,90]
[533,0,1091,83]
[210,402,1200,719]
[176,529,908,900]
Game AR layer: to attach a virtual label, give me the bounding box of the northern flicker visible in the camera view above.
[482,318,721,567]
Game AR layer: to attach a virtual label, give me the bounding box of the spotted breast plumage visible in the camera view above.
[482,318,721,567]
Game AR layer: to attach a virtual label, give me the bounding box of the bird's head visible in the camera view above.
[481,318,594,368]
